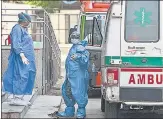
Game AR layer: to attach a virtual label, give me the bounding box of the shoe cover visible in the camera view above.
[76,107,86,118]
[9,98,31,106]
[56,106,75,117]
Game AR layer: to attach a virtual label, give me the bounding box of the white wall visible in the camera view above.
[50,10,80,44]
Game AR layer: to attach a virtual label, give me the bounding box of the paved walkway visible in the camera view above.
[24,95,62,118]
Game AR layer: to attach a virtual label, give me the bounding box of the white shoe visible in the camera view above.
[9,98,31,106]
[7,97,15,102]
[8,95,22,102]
[2,92,5,95]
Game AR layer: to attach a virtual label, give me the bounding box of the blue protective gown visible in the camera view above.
[57,42,90,118]
[3,24,36,95]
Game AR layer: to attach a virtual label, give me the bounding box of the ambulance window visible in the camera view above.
[84,20,93,39]
[92,17,103,46]
[84,20,102,36]
[84,19,102,46]
[125,1,160,42]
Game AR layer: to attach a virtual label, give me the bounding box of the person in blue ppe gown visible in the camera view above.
[2,12,36,106]
[56,32,90,118]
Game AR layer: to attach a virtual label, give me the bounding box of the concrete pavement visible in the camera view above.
[86,98,104,118]
[24,95,62,118]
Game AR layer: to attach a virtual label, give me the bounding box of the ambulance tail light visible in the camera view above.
[107,68,118,85]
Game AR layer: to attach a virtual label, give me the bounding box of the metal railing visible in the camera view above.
[43,10,61,93]
[2,8,61,94]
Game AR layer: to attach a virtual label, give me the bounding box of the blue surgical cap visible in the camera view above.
[18,12,31,22]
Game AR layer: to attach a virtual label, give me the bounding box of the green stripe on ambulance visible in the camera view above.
[105,56,163,67]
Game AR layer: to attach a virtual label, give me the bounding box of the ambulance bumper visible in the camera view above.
[123,102,163,106]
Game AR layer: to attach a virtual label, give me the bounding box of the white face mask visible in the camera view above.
[25,23,31,28]
[71,38,80,44]
[21,23,30,28]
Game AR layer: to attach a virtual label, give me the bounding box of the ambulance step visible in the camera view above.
[123,102,163,106]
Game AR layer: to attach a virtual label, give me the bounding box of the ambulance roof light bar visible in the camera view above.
[80,0,111,12]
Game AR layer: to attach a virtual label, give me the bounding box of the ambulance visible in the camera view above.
[78,0,110,96]
[89,0,163,118]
